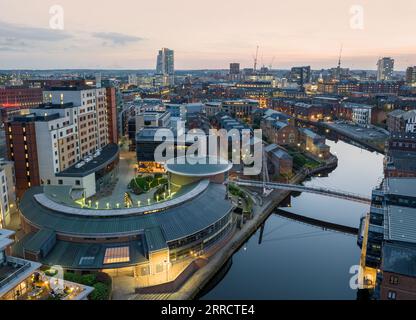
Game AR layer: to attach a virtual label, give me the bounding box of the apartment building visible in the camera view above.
[0,160,16,228]
[5,86,119,198]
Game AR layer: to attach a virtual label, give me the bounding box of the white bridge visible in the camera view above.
[233,179,372,205]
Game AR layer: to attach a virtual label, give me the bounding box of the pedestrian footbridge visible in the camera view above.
[233,179,371,205]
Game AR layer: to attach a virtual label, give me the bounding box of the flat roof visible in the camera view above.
[385,178,416,198]
[382,243,416,277]
[56,143,119,178]
[0,257,41,297]
[384,205,416,244]
[165,156,232,177]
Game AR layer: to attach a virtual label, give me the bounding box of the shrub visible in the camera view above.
[81,274,97,287]
[149,178,160,189]
[154,173,163,179]
[96,272,112,286]
[153,184,169,201]
[90,282,110,300]
[158,178,168,185]
[64,272,83,284]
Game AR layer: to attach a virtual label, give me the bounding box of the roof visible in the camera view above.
[165,156,232,177]
[136,127,178,142]
[272,121,288,130]
[385,178,416,198]
[14,236,148,270]
[264,144,278,153]
[23,229,55,254]
[19,183,234,243]
[342,102,375,109]
[301,128,321,139]
[56,143,119,178]
[145,228,168,252]
[386,152,416,172]
[384,205,416,244]
[382,243,416,277]
[388,109,406,117]
[271,148,292,160]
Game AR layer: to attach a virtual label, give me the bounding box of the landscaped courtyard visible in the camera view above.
[87,149,171,209]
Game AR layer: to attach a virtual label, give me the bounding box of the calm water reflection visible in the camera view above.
[200,140,384,300]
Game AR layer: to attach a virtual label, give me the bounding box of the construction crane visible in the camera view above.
[338,44,343,69]
[336,44,343,80]
[269,56,275,70]
[253,45,259,72]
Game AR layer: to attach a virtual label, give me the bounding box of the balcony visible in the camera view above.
[0,257,32,290]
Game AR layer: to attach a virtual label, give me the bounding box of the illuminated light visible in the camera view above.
[116,203,120,208]
[106,203,110,209]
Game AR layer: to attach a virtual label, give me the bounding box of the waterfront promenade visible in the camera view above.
[127,170,310,300]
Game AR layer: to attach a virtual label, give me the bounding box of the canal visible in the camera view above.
[200,139,384,300]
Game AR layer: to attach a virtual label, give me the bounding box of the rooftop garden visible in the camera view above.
[43,269,112,300]
[128,173,168,196]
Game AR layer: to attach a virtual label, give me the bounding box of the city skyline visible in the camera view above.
[1,0,416,70]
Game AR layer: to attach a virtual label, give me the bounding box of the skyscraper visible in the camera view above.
[156,48,175,86]
[156,48,175,76]
[230,63,240,75]
[406,66,416,86]
[229,63,240,81]
[290,66,311,86]
[377,57,394,81]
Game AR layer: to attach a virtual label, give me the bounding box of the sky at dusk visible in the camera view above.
[0,0,415,70]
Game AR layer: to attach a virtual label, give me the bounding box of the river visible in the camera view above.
[200,139,384,300]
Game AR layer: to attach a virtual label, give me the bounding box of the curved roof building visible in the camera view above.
[15,157,235,288]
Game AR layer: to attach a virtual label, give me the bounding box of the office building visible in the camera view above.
[230,63,240,75]
[377,57,394,81]
[406,66,416,86]
[290,66,311,86]
[0,87,43,109]
[156,48,174,86]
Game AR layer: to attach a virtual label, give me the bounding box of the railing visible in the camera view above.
[0,258,32,289]
[234,179,372,205]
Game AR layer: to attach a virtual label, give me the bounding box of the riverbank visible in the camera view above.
[123,154,338,300]
[314,121,387,154]
[169,180,301,300]
[201,139,383,300]
[165,158,338,300]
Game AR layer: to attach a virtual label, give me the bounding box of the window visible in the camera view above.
[58,180,63,185]
[140,266,150,276]
[387,291,397,300]
[389,276,399,285]
[155,264,164,274]
[75,180,81,186]
[103,247,130,264]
